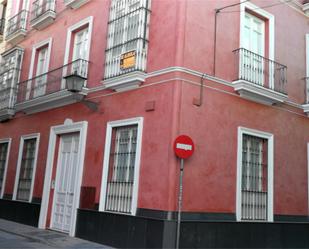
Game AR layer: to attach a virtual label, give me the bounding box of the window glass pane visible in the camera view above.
[241,134,268,221]
[0,142,8,196]
[105,125,138,214]
[16,138,37,201]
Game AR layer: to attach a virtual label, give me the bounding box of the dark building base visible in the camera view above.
[0,199,41,227]
[75,209,176,248]
[76,208,309,248]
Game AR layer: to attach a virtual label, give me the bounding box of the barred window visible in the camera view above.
[105,125,138,214]
[0,142,8,197]
[0,48,23,88]
[16,138,37,201]
[104,0,151,79]
[241,134,268,221]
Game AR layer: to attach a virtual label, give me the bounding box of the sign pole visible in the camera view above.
[173,135,194,249]
[176,158,184,249]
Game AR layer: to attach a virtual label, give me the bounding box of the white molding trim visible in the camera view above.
[236,127,274,222]
[99,117,144,215]
[240,2,275,88]
[62,16,93,88]
[91,66,305,110]
[27,37,53,100]
[306,33,309,77]
[38,120,88,237]
[0,138,12,198]
[13,133,40,202]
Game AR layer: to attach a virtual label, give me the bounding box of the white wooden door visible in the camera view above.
[33,47,48,98]
[72,28,89,77]
[242,12,265,85]
[51,133,80,233]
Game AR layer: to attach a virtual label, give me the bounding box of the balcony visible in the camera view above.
[64,0,90,9]
[103,48,148,91]
[302,77,309,115]
[0,18,5,41]
[233,48,288,105]
[15,59,89,114]
[6,10,27,44]
[0,87,17,121]
[30,0,56,30]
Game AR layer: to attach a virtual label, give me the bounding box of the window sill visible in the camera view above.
[232,80,288,106]
[102,71,146,92]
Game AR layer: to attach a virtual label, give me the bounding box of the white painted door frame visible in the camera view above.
[38,120,88,236]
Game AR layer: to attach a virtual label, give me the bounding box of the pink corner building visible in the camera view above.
[0,0,308,247]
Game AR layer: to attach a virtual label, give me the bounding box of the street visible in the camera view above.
[0,219,109,249]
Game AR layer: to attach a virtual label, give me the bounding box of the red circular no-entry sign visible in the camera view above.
[173,135,195,159]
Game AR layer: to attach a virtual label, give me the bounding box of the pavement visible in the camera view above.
[0,219,111,249]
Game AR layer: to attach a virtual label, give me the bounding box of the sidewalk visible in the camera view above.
[0,218,111,248]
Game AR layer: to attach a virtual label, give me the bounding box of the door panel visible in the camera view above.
[51,133,79,233]
[242,13,265,85]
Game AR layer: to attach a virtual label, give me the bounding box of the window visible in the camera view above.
[0,139,11,198]
[0,1,7,35]
[104,0,151,79]
[13,134,40,202]
[63,17,93,86]
[26,38,52,100]
[236,127,273,222]
[72,27,89,77]
[0,48,23,89]
[99,117,143,215]
[33,46,48,97]
[0,47,23,110]
[241,134,268,220]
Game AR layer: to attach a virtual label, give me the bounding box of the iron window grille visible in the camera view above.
[16,138,37,201]
[104,0,151,79]
[0,48,23,110]
[0,18,5,35]
[105,125,138,214]
[0,142,8,196]
[241,134,268,221]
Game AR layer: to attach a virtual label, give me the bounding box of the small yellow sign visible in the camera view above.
[120,51,136,70]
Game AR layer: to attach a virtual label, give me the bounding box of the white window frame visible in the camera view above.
[0,138,11,198]
[26,37,52,100]
[306,34,309,77]
[236,127,274,222]
[240,1,275,88]
[13,133,40,202]
[62,16,93,89]
[38,120,88,237]
[99,117,143,215]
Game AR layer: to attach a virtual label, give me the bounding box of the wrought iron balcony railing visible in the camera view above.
[233,48,287,95]
[0,18,5,35]
[0,87,17,111]
[6,10,27,38]
[31,0,56,22]
[16,59,89,104]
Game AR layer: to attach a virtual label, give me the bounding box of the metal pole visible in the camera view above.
[176,159,184,249]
